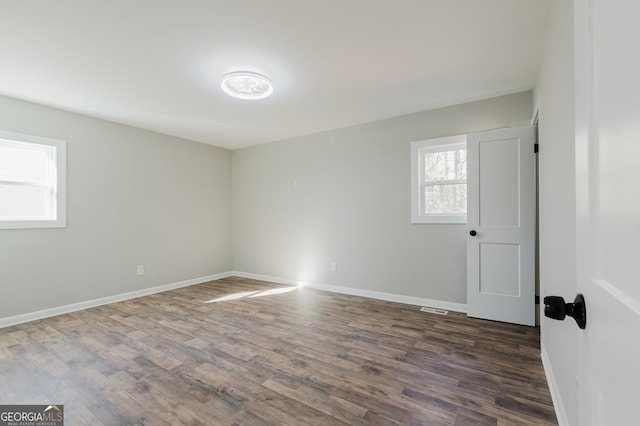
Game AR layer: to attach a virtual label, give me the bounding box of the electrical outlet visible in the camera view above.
[330,261,337,272]
[137,265,144,275]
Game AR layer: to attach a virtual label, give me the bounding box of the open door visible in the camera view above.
[466,126,536,326]
[573,1,640,424]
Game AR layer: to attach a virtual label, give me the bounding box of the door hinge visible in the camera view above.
[534,143,539,153]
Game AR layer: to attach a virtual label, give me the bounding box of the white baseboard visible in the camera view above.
[541,347,570,426]
[0,271,233,329]
[231,271,303,287]
[231,270,467,313]
[1,270,467,328]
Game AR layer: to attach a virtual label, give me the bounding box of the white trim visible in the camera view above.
[231,270,303,287]
[1,270,467,328]
[541,347,570,426]
[531,92,541,126]
[231,270,467,313]
[0,271,233,328]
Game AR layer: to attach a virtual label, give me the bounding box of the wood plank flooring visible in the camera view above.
[0,277,557,425]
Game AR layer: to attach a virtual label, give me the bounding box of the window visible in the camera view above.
[411,134,467,223]
[0,130,66,229]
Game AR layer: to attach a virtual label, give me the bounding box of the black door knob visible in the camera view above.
[469,230,477,236]
[543,294,587,329]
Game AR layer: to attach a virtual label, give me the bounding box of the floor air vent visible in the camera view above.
[419,306,448,315]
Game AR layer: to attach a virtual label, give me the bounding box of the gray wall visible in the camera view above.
[232,92,532,304]
[0,95,232,318]
[535,1,577,424]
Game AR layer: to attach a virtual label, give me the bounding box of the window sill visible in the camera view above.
[0,219,66,230]
[411,214,467,224]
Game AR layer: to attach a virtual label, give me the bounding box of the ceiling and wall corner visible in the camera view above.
[0,0,552,150]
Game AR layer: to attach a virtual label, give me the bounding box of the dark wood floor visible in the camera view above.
[0,277,557,425]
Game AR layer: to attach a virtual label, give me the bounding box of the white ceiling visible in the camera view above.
[0,0,551,150]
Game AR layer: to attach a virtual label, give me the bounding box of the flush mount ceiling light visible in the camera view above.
[220,71,274,100]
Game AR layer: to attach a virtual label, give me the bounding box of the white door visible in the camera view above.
[466,127,536,326]
[574,1,640,424]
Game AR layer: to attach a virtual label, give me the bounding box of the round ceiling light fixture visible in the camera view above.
[220,71,274,100]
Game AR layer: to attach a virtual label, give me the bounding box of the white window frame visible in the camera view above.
[0,130,67,230]
[411,134,467,224]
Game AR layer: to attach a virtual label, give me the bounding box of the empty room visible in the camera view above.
[1,1,638,425]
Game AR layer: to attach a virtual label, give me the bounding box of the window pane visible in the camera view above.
[0,184,49,219]
[424,184,467,214]
[0,143,51,182]
[423,148,466,181]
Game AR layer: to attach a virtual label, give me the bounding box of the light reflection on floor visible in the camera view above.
[205,286,297,303]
